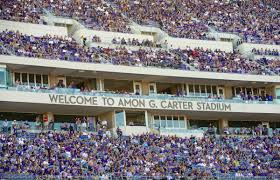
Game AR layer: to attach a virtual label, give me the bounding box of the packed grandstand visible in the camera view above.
[0,0,280,179]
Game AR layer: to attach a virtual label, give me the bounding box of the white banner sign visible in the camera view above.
[48,94,231,112]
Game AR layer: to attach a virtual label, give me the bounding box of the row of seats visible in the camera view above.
[0,0,279,44]
[1,30,279,75]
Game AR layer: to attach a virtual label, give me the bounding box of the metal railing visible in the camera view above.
[0,173,277,180]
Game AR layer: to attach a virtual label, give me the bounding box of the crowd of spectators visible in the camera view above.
[252,48,280,57]
[257,58,280,75]
[0,30,184,69]
[1,120,31,134]
[0,30,95,62]
[1,30,280,75]
[0,0,131,33]
[1,0,279,44]
[112,0,279,44]
[112,0,212,40]
[223,125,269,136]
[112,37,161,48]
[0,131,279,178]
[273,129,280,136]
[236,92,274,102]
[171,47,268,75]
[0,0,44,24]
[195,0,279,45]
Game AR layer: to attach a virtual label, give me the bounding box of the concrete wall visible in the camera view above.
[0,20,68,37]
[237,43,280,55]
[1,90,280,114]
[160,131,204,138]
[164,37,233,52]
[142,81,150,95]
[73,28,154,45]
[99,111,115,129]
[224,86,233,99]
[119,126,150,136]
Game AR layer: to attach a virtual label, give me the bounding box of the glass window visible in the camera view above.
[42,75,48,85]
[167,116,173,128]
[154,115,159,120]
[29,74,35,84]
[201,85,206,94]
[189,84,194,93]
[36,74,42,85]
[276,88,280,99]
[253,88,258,96]
[149,85,155,93]
[21,73,28,84]
[206,85,211,94]
[154,116,160,128]
[212,86,217,95]
[0,71,5,86]
[160,116,166,128]
[173,116,179,128]
[179,116,185,128]
[115,111,125,127]
[246,88,252,95]
[15,73,21,83]
[235,87,241,96]
[195,85,200,94]
[241,87,245,94]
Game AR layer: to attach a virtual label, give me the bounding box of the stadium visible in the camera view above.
[0,0,279,179]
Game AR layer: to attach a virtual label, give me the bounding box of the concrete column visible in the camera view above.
[145,111,149,129]
[142,82,157,95]
[224,86,233,99]
[274,85,280,101]
[142,82,149,95]
[96,78,104,91]
[219,119,228,134]
[98,111,115,129]
[49,75,66,87]
[42,112,54,129]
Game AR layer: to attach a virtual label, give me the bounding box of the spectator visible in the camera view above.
[2,119,8,133]
[11,120,17,135]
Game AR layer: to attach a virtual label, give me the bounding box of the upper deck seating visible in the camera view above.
[0,0,131,33]
[1,30,279,75]
[112,0,280,44]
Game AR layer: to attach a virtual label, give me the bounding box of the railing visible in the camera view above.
[0,173,277,180]
[1,86,277,105]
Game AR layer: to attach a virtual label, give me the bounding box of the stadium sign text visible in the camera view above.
[49,94,231,112]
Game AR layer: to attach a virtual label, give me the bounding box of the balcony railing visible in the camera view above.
[0,86,277,105]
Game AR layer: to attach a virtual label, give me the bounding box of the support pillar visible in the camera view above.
[42,112,54,130]
[96,78,104,91]
[219,119,228,134]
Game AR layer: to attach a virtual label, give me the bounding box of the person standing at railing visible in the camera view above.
[2,119,8,133]
[76,118,81,132]
[81,117,87,132]
[88,117,94,132]
[117,127,122,139]
[11,120,17,136]
[69,124,74,135]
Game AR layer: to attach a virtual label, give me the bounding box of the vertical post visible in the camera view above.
[96,78,104,91]
[145,111,149,129]
[219,119,228,134]
[42,112,54,131]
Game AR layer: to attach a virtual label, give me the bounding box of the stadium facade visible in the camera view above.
[0,17,279,137]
